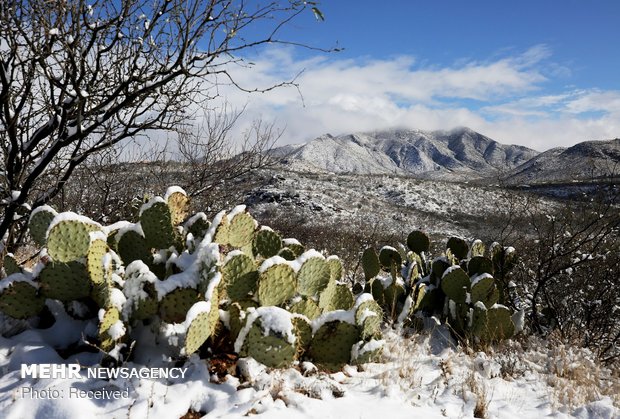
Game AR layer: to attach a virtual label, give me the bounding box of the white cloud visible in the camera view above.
[202,45,620,151]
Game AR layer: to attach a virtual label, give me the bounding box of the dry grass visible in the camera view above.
[544,335,620,411]
[465,372,489,419]
[377,329,423,393]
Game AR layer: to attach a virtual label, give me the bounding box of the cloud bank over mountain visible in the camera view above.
[216,46,620,151]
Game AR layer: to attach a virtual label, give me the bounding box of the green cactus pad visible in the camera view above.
[257,263,296,306]
[356,300,383,340]
[441,267,470,304]
[166,190,189,226]
[297,256,330,297]
[0,279,45,319]
[308,320,359,370]
[3,254,20,276]
[289,298,322,320]
[352,340,384,364]
[447,237,469,260]
[228,302,244,340]
[467,256,494,276]
[471,303,488,337]
[410,282,428,312]
[40,261,91,302]
[87,238,111,287]
[292,316,312,355]
[326,257,343,282]
[240,318,297,368]
[362,247,380,281]
[228,212,256,248]
[117,230,151,266]
[228,299,258,340]
[407,252,424,282]
[471,274,498,308]
[47,220,100,262]
[213,217,230,245]
[278,248,296,260]
[253,229,282,258]
[319,282,354,312]
[28,207,57,247]
[159,288,201,324]
[407,230,430,254]
[370,279,384,305]
[222,253,258,301]
[98,307,121,351]
[131,296,158,322]
[477,305,515,342]
[283,240,305,258]
[384,282,406,315]
[140,200,176,249]
[431,258,450,281]
[185,214,210,242]
[379,247,402,269]
[184,304,214,356]
[355,299,383,323]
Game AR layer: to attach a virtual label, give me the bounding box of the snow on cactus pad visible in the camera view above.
[234,306,300,368]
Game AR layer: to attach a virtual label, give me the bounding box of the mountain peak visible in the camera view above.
[274,128,539,179]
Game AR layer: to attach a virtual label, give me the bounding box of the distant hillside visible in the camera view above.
[504,138,620,184]
[271,128,539,180]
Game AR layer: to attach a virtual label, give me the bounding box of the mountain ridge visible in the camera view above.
[272,127,539,180]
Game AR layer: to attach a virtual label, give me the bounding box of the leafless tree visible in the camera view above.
[0,0,324,253]
[175,103,283,211]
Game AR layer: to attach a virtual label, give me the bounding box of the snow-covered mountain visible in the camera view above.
[272,128,539,179]
[504,138,620,184]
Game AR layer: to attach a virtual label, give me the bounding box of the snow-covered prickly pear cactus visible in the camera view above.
[0,186,390,372]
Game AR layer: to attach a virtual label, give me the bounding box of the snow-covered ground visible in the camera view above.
[1,309,617,418]
[244,170,558,239]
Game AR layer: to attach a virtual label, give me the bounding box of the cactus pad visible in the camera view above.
[407,230,430,254]
[185,308,213,355]
[277,248,296,260]
[166,190,189,226]
[253,229,282,258]
[40,261,91,302]
[441,267,470,304]
[0,279,45,319]
[361,247,380,280]
[257,263,296,306]
[326,257,343,282]
[471,274,498,308]
[379,246,402,269]
[308,320,359,370]
[98,307,122,351]
[240,317,297,368]
[467,256,494,276]
[140,200,176,249]
[319,282,354,312]
[28,207,57,247]
[222,253,258,301]
[289,298,321,320]
[297,256,330,297]
[228,212,256,248]
[447,237,469,260]
[3,254,20,276]
[47,220,100,262]
[159,288,201,324]
[117,230,151,266]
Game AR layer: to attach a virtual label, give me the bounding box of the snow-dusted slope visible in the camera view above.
[505,138,620,184]
[273,128,539,179]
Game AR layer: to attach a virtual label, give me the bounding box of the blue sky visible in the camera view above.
[217,1,620,150]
